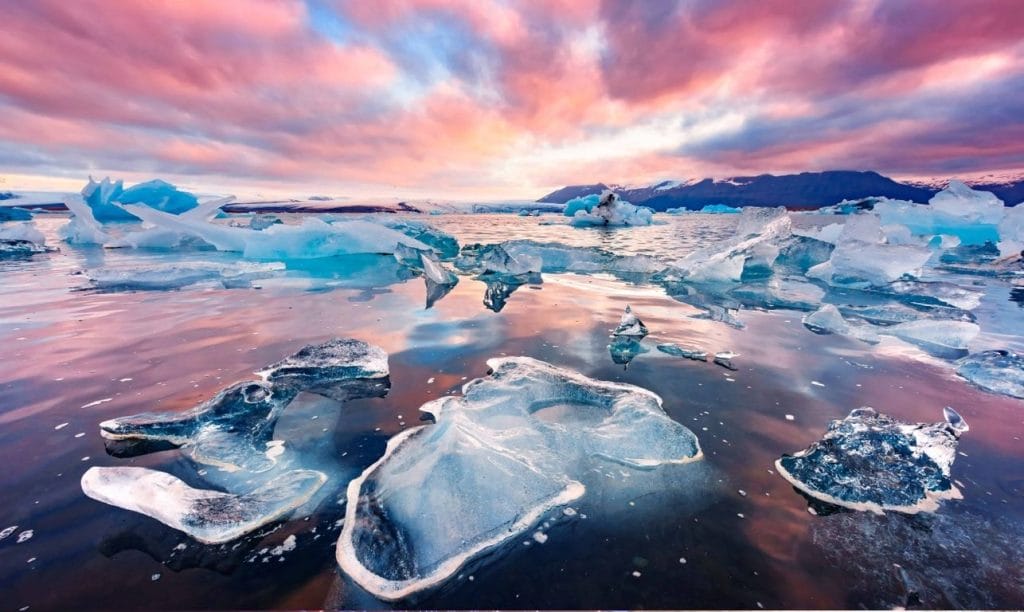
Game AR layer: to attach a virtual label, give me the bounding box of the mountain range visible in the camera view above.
[537,170,1024,210]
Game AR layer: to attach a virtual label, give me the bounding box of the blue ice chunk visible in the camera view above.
[563,193,600,217]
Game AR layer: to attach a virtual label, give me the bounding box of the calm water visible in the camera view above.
[1,214,1022,609]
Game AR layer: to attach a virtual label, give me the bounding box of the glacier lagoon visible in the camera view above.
[1,207,1024,609]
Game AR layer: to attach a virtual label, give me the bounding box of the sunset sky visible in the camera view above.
[2,0,1022,199]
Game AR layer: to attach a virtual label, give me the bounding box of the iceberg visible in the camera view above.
[956,350,1024,399]
[569,191,654,227]
[677,207,792,282]
[60,194,111,245]
[807,215,932,287]
[81,467,326,544]
[776,407,968,514]
[612,305,648,338]
[0,206,32,222]
[656,344,707,361]
[802,304,880,344]
[80,177,199,222]
[336,357,701,601]
[563,193,600,216]
[872,182,1005,246]
[713,351,739,370]
[85,262,283,291]
[998,204,1024,258]
[121,204,431,259]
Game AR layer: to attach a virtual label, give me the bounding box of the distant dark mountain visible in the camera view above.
[538,170,1024,210]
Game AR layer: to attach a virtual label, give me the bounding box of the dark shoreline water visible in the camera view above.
[1,215,1022,609]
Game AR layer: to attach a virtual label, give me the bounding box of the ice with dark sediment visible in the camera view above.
[257,338,390,402]
[612,305,648,338]
[802,304,880,344]
[955,350,1024,399]
[81,467,326,544]
[336,357,701,601]
[656,344,707,361]
[84,261,284,291]
[776,407,968,514]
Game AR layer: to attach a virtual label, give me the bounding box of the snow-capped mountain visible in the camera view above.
[538,170,1024,210]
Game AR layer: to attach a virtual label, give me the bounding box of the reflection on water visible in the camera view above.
[0,214,1022,609]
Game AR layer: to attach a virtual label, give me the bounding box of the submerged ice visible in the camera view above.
[956,350,1024,399]
[776,407,968,514]
[336,357,701,601]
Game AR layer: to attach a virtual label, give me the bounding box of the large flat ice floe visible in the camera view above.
[776,407,968,515]
[336,357,701,601]
[86,339,390,543]
[81,467,326,544]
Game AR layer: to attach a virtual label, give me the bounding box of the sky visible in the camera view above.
[1,0,1023,200]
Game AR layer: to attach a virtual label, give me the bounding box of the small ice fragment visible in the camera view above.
[631,570,642,578]
[785,414,795,421]
[16,530,33,543]
[811,381,825,388]
[737,513,745,519]
[54,423,68,431]
[81,398,112,409]
[942,407,969,433]
[713,351,739,371]
[738,490,747,497]
[612,305,648,338]
[562,507,577,517]
[151,573,161,581]
[427,377,435,384]
[679,557,687,564]
[532,531,548,544]
[270,534,297,556]
[656,344,707,361]
[0,525,18,540]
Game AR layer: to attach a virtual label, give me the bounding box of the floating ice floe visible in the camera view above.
[456,243,541,277]
[568,191,655,227]
[0,222,49,258]
[102,339,389,472]
[656,343,707,361]
[802,304,880,344]
[84,261,284,291]
[121,205,432,259]
[955,350,1024,399]
[887,319,979,358]
[612,305,648,338]
[0,205,33,222]
[713,351,739,370]
[776,407,968,514]
[380,220,460,259]
[336,357,701,601]
[81,467,326,544]
[87,339,389,544]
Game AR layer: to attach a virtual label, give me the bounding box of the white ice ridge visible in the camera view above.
[81,467,326,544]
[120,203,431,258]
[336,357,701,601]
